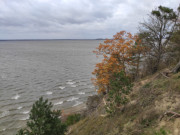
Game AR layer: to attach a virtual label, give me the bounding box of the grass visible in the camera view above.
[154,128,169,135]
[67,72,180,135]
[143,82,151,88]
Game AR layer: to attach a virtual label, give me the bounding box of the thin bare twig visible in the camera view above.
[160,111,180,121]
[160,72,169,78]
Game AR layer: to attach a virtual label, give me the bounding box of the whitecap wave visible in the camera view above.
[0,111,9,118]
[78,92,85,95]
[17,126,22,129]
[70,85,77,88]
[21,111,30,114]
[73,101,83,107]
[46,91,53,95]
[11,94,20,100]
[54,101,63,105]
[89,85,95,88]
[20,116,29,121]
[0,128,6,132]
[66,81,76,85]
[17,106,23,110]
[67,97,79,102]
[59,86,65,90]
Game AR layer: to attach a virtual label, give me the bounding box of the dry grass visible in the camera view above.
[67,72,180,135]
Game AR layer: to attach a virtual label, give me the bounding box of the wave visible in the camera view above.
[73,101,83,107]
[21,111,30,114]
[66,81,76,85]
[46,91,53,95]
[17,106,23,110]
[78,92,85,95]
[78,82,87,86]
[88,85,94,88]
[20,116,29,121]
[11,94,20,100]
[59,86,65,90]
[67,97,79,102]
[70,85,77,88]
[54,101,63,105]
[66,79,73,82]
[0,110,10,118]
[0,128,6,132]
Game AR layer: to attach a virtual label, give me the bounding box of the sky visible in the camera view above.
[0,0,179,39]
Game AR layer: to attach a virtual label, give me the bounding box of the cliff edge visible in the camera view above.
[67,71,180,135]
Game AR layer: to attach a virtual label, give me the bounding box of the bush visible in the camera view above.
[16,97,67,135]
[106,71,133,115]
[65,114,81,126]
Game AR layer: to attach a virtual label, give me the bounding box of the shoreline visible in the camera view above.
[61,103,87,122]
[62,103,87,115]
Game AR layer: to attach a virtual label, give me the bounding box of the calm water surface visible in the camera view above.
[0,40,101,135]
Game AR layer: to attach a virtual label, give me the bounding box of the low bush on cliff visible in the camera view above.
[106,71,133,115]
[65,114,81,126]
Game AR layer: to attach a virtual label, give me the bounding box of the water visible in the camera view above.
[0,40,102,135]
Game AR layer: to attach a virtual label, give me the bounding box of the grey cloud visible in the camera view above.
[0,0,179,39]
[0,0,118,27]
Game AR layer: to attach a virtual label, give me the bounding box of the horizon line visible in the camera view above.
[0,38,106,41]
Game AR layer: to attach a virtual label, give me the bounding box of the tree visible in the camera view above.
[92,31,142,94]
[106,71,133,115]
[170,9,180,59]
[131,38,147,79]
[16,97,67,135]
[139,5,180,72]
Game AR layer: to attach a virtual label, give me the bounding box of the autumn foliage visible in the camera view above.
[92,31,145,93]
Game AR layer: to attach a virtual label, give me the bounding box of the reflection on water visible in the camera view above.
[0,40,101,135]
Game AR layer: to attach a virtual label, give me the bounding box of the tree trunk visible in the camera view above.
[136,54,140,79]
[172,60,180,73]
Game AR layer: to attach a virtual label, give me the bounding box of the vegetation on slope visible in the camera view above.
[68,5,180,135]
[67,71,180,135]
[16,4,180,135]
[16,97,67,135]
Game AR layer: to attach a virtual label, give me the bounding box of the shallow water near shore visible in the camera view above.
[0,40,101,135]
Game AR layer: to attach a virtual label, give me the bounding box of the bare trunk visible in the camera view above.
[171,60,180,73]
[136,54,140,79]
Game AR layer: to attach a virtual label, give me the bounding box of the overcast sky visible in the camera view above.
[0,0,179,39]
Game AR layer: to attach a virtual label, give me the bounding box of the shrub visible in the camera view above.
[106,71,133,115]
[65,114,81,126]
[16,97,67,135]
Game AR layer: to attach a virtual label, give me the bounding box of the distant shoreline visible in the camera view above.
[0,39,105,41]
